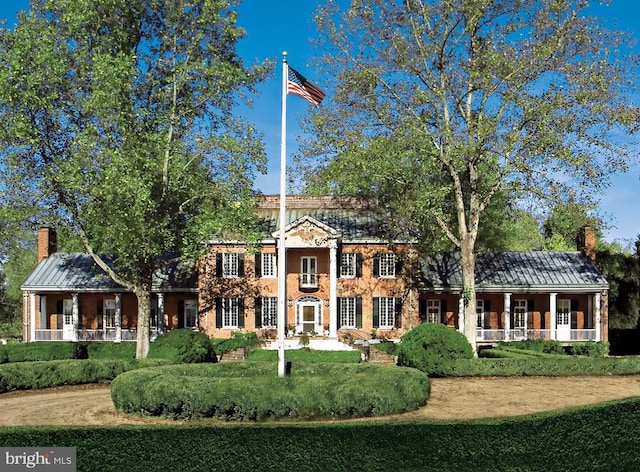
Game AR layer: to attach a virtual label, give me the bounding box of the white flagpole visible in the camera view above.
[277,52,288,378]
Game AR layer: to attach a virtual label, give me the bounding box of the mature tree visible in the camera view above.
[0,0,271,357]
[542,196,604,250]
[299,0,639,350]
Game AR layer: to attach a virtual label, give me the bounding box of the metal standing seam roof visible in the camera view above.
[21,253,197,292]
[419,251,609,292]
[257,208,407,241]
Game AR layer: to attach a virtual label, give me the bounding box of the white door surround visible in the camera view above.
[295,296,323,334]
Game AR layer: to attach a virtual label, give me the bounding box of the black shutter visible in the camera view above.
[238,298,245,328]
[356,297,363,328]
[56,300,63,314]
[216,253,223,277]
[571,299,578,329]
[255,254,262,278]
[485,300,491,329]
[215,299,222,328]
[178,300,184,329]
[97,300,103,329]
[394,255,403,277]
[419,299,427,320]
[373,254,380,277]
[441,300,448,325]
[336,298,342,329]
[355,253,363,278]
[527,300,535,329]
[373,297,380,328]
[238,254,244,277]
[255,298,262,328]
[394,298,402,328]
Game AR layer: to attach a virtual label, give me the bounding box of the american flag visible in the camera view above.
[287,65,325,108]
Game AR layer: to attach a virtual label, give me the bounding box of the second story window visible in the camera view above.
[261,253,276,278]
[340,253,362,278]
[374,252,397,278]
[217,252,244,278]
[300,256,318,288]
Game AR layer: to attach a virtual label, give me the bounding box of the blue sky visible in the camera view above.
[1,0,639,245]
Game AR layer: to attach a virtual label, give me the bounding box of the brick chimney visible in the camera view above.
[577,225,596,260]
[37,227,57,262]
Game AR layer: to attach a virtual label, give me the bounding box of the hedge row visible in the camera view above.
[434,356,640,377]
[4,397,640,471]
[495,340,610,357]
[110,362,430,420]
[246,349,362,363]
[0,358,170,393]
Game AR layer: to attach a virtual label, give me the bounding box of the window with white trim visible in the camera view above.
[513,299,527,329]
[377,253,396,278]
[104,299,116,328]
[222,253,239,278]
[339,297,357,328]
[222,297,240,328]
[340,253,356,278]
[557,299,571,326]
[427,299,440,324]
[261,297,278,328]
[184,300,198,328]
[150,298,158,329]
[63,299,73,326]
[300,256,318,288]
[261,253,276,278]
[378,297,396,328]
[476,299,485,328]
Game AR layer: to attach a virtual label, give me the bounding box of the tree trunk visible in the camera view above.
[460,239,478,354]
[135,289,151,359]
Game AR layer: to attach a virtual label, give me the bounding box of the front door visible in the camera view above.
[62,299,74,341]
[296,296,322,334]
[556,299,571,341]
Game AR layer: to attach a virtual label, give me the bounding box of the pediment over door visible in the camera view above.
[273,215,339,248]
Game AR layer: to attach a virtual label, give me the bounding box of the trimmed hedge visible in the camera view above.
[148,329,216,363]
[210,331,261,355]
[435,356,640,377]
[0,358,170,393]
[247,349,361,363]
[4,397,640,471]
[397,324,474,375]
[110,362,430,420]
[0,342,87,363]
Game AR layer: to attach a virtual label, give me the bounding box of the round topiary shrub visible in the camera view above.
[397,323,473,376]
[148,329,215,363]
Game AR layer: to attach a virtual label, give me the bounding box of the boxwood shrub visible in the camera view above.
[397,324,473,375]
[148,329,215,363]
[211,331,261,355]
[0,358,170,393]
[110,362,430,420]
[0,342,87,363]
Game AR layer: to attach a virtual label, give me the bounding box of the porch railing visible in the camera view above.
[476,328,597,342]
[34,329,161,342]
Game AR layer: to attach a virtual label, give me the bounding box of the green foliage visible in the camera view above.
[110,362,430,420]
[434,356,640,377]
[148,329,215,364]
[247,349,361,363]
[210,331,261,355]
[397,324,474,375]
[0,342,87,363]
[497,339,565,355]
[6,397,640,471]
[85,342,137,359]
[0,358,169,393]
[569,341,610,358]
[597,245,640,329]
[371,340,399,356]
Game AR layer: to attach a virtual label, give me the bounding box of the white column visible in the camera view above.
[458,296,465,334]
[504,293,511,341]
[40,296,47,335]
[115,293,122,342]
[157,293,165,332]
[329,244,338,337]
[29,293,36,342]
[71,293,79,342]
[595,292,602,342]
[549,292,557,341]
